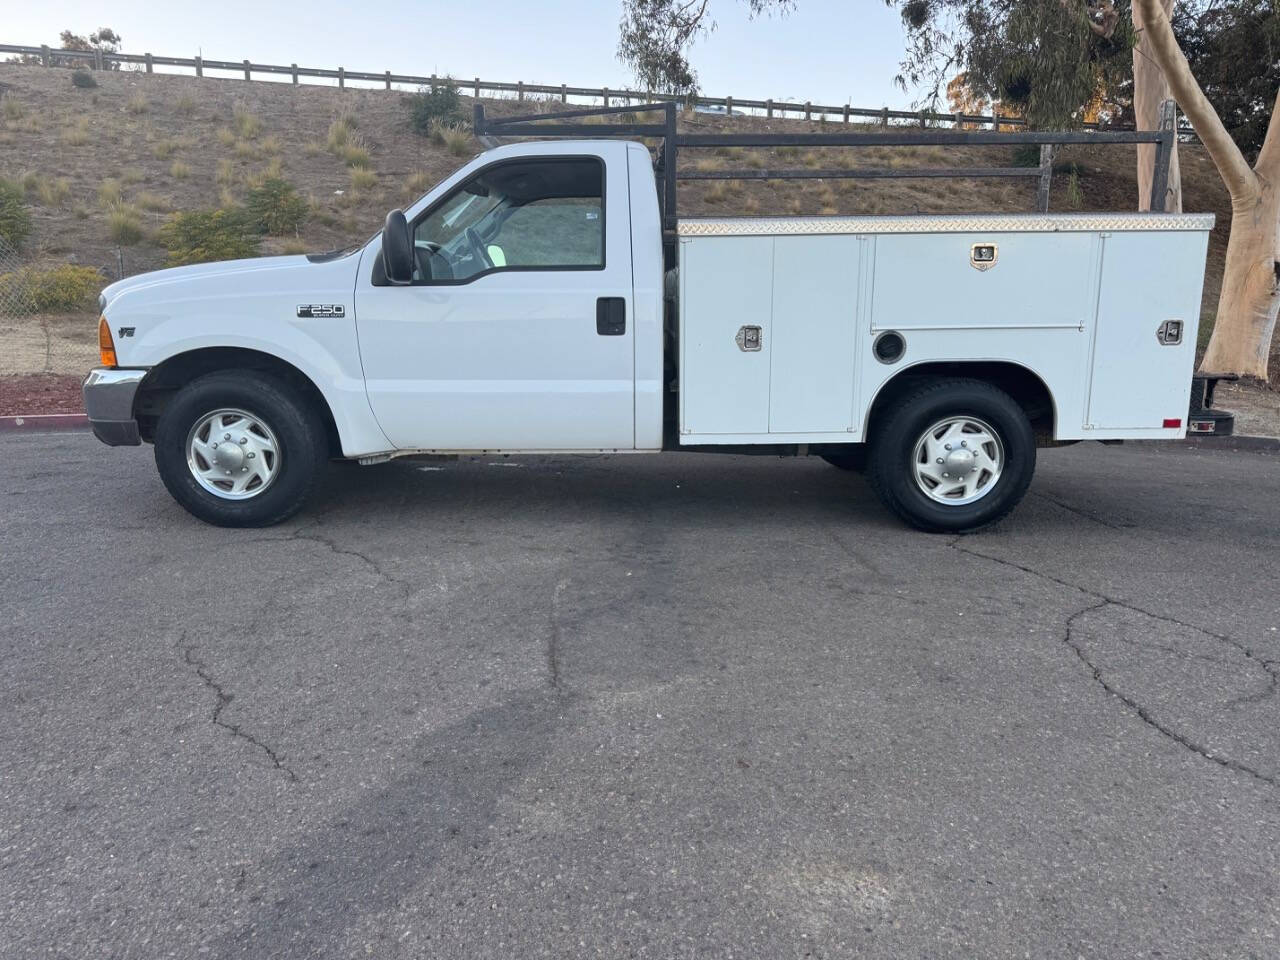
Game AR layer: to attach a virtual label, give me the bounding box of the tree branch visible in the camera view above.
[1256,88,1280,180]
[1132,0,1258,202]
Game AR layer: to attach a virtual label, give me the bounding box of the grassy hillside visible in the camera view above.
[0,62,1248,383]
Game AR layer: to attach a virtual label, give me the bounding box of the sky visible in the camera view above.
[4,0,921,110]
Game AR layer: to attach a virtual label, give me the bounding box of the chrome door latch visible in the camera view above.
[970,243,998,271]
[1157,320,1184,345]
[736,325,762,352]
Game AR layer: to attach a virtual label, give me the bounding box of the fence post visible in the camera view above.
[843,104,850,123]
[1149,98,1177,213]
[919,109,927,128]
[385,70,391,90]
[517,80,524,101]
[991,112,1000,131]
[1037,144,1055,213]
[94,49,104,71]
[725,95,733,117]
[430,73,437,92]
[144,53,153,74]
[881,107,889,128]
[804,101,811,120]
[603,87,610,107]
[337,66,345,90]
[40,44,51,67]
[242,59,251,81]
[561,83,567,103]
[290,63,298,84]
[194,55,202,78]
[765,99,773,119]
[474,77,481,98]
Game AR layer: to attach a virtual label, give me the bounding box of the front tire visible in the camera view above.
[154,370,328,527]
[867,379,1035,533]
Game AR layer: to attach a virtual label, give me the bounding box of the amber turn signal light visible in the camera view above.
[98,315,117,367]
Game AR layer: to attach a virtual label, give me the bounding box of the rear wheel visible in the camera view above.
[867,379,1035,533]
[154,370,328,527]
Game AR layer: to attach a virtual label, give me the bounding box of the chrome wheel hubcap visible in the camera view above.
[186,408,280,500]
[912,416,1004,506]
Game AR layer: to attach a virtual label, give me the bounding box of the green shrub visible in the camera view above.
[71,69,97,89]
[0,264,103,313]
[0,179,33,249]
[409,80,463,134]
[160,208,260,266]
[245,178,308,235]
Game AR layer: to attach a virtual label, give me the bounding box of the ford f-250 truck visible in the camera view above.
[82,104,1227,532]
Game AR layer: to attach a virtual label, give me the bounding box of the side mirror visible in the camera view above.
[382,209,414,285]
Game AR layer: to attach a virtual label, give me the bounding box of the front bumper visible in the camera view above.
[82,367,146,446]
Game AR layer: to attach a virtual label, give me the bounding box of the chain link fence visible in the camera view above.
[0,238,36,318]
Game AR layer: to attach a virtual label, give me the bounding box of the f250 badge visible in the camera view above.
[296,304,346,319]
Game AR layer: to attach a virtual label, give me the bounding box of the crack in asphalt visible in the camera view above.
[548,578,569,691]
[1030,490,1133,530]
[237,525,413,602]
[951,539,1279,790]
[179,642,299,782]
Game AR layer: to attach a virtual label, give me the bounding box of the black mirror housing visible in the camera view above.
[382,209,414,284]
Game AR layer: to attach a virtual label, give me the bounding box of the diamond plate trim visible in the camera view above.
[676,213,1216,237]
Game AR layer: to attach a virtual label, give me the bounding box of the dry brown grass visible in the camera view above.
[349,167,378,191]
[169,159,192,180]
[231,102,262,139]
[126,91,149,115]
[60,116,90,146]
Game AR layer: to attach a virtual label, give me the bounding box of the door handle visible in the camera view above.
[596,297,626,336]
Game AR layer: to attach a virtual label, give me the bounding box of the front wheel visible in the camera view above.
[154,370,328,527]
[867,379,1035,533]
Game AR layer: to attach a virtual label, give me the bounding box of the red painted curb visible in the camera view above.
[0,413,90,432]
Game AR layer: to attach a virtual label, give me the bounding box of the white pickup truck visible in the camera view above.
[83,129,1221,532]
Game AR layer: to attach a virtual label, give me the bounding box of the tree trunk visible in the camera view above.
[1132,0,1182,212]
[1198,178,1280,378]
[1132,0,1278,378]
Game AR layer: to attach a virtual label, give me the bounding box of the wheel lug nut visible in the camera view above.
[247,452,255,459]
[961,440,967,447]
[945,444,952,451]
[936,458,943,464]
[224,433,231,441]
[211,442,218,449]
[239,437,248,445]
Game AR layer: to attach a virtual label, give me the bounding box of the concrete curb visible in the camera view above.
[0,413,90,433]
[1175,434,1280,454]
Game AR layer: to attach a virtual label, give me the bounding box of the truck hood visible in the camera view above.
[100,255,322,309]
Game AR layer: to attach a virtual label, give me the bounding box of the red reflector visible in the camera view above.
[1163,418,1183,429]
[1189,420,1216,433]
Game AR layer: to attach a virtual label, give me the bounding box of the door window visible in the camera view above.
[412,158,604,283]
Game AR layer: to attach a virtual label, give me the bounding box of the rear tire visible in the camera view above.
[867,379,1035,533]
[154,370,328,527]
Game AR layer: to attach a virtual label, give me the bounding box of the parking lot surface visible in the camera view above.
[2,433,1278,959]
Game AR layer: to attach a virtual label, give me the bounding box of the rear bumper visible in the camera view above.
[82,367,146,446]
[1188,375,1236,437]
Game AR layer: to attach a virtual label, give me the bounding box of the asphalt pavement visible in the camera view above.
[2,433,1278,959]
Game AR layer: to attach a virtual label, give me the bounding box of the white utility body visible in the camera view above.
[84,138,1219,531]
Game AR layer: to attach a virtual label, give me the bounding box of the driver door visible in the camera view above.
[353,146,635,451]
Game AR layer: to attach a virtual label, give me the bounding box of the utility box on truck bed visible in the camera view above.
[676,213,1213,444]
